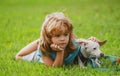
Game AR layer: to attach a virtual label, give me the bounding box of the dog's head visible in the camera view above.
[78,39,107,58]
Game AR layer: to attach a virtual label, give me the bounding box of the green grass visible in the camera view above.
[0,0,120,76]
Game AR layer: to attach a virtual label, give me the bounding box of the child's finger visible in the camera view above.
[58,46,64,51]
[50,43,64,51]
[54,44,57,48]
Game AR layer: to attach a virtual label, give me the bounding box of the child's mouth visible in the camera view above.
[59,43,67,48]
[59,43,66,45]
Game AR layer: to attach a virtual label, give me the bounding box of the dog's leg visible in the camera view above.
[94,58,101,67]
[78,56,85,68]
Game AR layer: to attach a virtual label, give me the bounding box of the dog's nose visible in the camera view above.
[100,53,104,57]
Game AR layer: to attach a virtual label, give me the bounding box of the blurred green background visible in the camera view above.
[0,0,120,76]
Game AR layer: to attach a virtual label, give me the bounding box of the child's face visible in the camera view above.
[51,32,70,50]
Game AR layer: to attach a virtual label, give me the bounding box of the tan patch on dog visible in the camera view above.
[117,58,120,64]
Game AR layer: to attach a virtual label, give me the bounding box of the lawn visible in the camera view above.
[0,0,120,76]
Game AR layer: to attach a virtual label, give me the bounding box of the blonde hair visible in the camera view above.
[39,12,76,55]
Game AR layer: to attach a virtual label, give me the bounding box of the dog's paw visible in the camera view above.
[94,59,101,67]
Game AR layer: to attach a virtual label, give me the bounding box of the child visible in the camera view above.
[15,12,97,67]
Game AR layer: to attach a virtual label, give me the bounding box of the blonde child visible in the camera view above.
[15,12,97,67]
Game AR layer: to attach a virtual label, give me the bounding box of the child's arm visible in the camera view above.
[15,39,39,60]
[53,51,64,67]
[50,44,64,66]
[42,51,64,67]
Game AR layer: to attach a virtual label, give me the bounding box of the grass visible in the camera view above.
[0,0,120,76]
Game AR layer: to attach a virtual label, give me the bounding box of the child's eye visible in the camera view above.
[64,33,68,36]
[55,35,60,37]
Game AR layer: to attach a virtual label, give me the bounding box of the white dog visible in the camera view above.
[76,39,107,68]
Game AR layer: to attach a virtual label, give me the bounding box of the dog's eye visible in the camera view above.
[93,48,96,50]
[85,47,87,50]
[84,43,86,46]
[84,43,88,46]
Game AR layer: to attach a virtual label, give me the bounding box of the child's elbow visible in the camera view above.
[15,54,22,60]
[52,62,63,67]
[45,62,63,67]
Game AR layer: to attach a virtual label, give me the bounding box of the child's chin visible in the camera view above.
[60,46,66,50]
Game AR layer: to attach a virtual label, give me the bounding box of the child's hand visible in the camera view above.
[50,44,64,52]
[88,36,100,42]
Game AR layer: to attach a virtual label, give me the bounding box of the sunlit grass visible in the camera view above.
[0,0,120,76]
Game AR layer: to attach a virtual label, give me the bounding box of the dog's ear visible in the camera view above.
[98,40,107,46]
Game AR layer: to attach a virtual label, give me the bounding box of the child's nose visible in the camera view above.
[60,35,66,40]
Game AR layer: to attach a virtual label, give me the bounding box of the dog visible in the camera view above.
[76,39,107,68]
